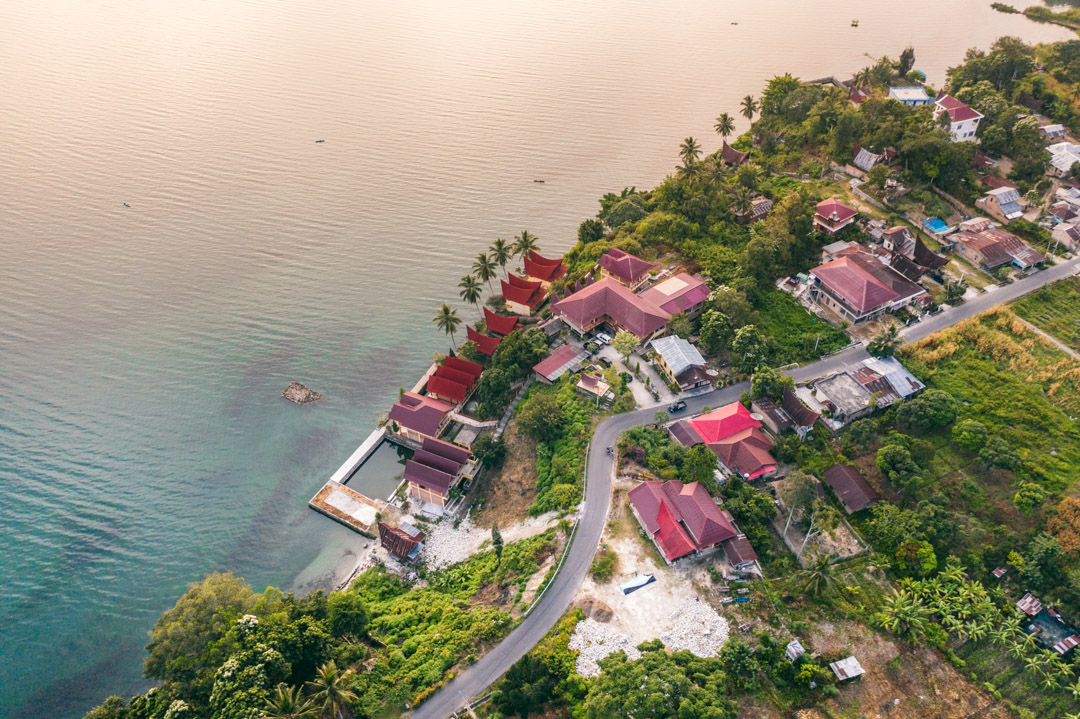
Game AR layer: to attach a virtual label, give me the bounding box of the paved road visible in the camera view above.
[411,257,1080,719]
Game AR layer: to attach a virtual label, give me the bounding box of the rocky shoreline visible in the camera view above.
[283,381,322,404]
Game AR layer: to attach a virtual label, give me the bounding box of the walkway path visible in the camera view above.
[410,257,1080,719]
[1016,317,1080,362]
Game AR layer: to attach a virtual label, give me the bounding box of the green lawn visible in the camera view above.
[1012,276,1080,353]
[757,289,850,365]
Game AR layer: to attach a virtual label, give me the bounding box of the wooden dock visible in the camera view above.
[309,481,396,537]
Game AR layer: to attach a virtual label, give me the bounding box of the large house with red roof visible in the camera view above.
[523,251,567,288]
[669,402,779,480]
[501,273,548,315]
[813,198,858,236]
[639,272,711,318]
[552,277,669,342]
[405,436,474,507]
[388,392,455,443]
[598,248,654,290]
[934,93,983,142]
[809,249,929,324]
[627,479,757,567]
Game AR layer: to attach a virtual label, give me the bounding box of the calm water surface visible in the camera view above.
[0,1,1071,715]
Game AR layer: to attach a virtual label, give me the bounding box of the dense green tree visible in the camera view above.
[895,389,958,432]
[666,311,693,339]
[876,588,929,640]
[895,539,938,576]
[611,330,638,362]
[517,390,565,443]
[513,230,540,260]
[492,521,504,565]
[679,137,702,167]
[490,238,512,276]
[326,591,367,640]
[740,95,758,121]
[577,218,605,244]
[801,554,838,596]
[698,309,732,355]
[877,444,920,490]
[472,252,498,292]
[731,324,768,372]
[867,324,900,358]
[493,653,559,718]
[605,198,648,228]
[898,46,915,77]
[980,435,1019,470]
[458,275,482,316]
[1014,482,1047,515]
[751,366,793,401]
[952,419,988,453]
[471,433,507,469]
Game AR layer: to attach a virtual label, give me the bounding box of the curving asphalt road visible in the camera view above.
[411,258,1080,719]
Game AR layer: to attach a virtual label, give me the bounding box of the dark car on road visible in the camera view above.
[668,400,687,413]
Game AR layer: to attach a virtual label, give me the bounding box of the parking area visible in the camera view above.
[593,343,677,407]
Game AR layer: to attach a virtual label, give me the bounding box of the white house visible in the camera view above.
[1048,142,1080,177]
[933,94,983,142]
[889,86,931,107]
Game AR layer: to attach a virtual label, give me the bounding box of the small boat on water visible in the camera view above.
[851,19,859,27]
[315,139,326,143]
[731,21,738,25]
[533,179,545,183]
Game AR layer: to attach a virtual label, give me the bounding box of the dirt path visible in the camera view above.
[1016,315,1080,361]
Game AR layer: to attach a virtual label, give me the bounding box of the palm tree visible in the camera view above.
[800,555,838,597]
[676,161,703,182]
[713,112,736,140]
[264,684,318,719]
[1006,639,1027,660]
[1067,676,1080,698]
[306,661,357,719]
[853,66,872,90]
[679,137,702,168]
[489,238,512,276]
[730,186,754,217]
[458,275,483,316]
[513,230,539,261]
[432,304,462,348]
[472,252,497,292]
[877,589,928,640]
[740,95,759,121]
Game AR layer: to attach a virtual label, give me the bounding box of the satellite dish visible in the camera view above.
[750,413,765,421]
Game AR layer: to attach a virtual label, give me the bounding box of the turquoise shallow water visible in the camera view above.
[0,0,1071,716]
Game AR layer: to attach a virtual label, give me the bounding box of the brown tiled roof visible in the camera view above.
[425,374,468,404]
[389,392,453,436]
[598,248,653,285]
[721,534,758,566]
[751,397,794,432]
[707,427,777,479]
[782,387,820,428]
[422,436,471,465]
[815,198,858,224]
[721,141,749,165]
[889,253,924,282]
[810,251,925,314]
[552,277,669,338]
[822,463,879,513]
[404,460,453,495]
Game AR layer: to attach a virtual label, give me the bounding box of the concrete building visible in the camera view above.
[933,94,983,142]
[888,86,932,106]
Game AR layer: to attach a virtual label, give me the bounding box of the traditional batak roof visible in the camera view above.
[815,198,858,224]
[434,364,476,388]
[501,272,547,311]
[913,235,948,270]
[444,356,483,379]
[552,277,669,338]
[598,248,654,285]
[483,307,519,336]
[810,251,925,315]
[935,93,983,123]
[524,251,566,282]
[628,479,737,561]
[533,344,590,382]
[708,426,777,480]
[721,141,749,166]
[425,374,468,404]
[466,325,502,355]
[389,392,454,437]
[822,464,879,513]
[639,273,711,315]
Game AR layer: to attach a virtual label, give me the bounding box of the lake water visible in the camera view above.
[0,0,1071,715]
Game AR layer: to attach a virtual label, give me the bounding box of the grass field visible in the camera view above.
[900,307,1080,491]
[1012,276,1080,353]
[756,289,850,365]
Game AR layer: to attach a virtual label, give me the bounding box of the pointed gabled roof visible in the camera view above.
[389,392,453,437]
[444,356,483,379]
[598,248,654,285]
[434,364,476,388]
[707,427,777,480]
[721,141,749,166]
[466,325,502,355]
[685,402,760,445]
[425,374,468,404]
[483,307,519,336]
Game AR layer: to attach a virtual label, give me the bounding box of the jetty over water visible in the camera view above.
[309,427,396,536]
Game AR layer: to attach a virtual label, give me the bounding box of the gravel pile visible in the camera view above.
[659,598,730,657]
[568,599,730,677]
[568,618,642,677]
[421,516,483,570]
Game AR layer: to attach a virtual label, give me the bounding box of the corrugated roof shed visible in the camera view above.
[532,344,589,382]
[830,656,865,681]
[651,335,706,378]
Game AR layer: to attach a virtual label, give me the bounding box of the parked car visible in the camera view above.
[596,332,612,345]
[668,401,687,413]
[597,357,612,368]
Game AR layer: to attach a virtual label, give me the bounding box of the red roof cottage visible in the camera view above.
[597,248,654,290]
[466,325,502,356]
[669,402,778,480]
[627,479,757,568]
[639,272,712,318]
[822,464,879,513]
[523,251,567,288]
[405,436,473,507]
[388,392,454,443]
[809,250,928,324]
[813,198,858,236]
[552,277,669,342]
[483,307,519,336]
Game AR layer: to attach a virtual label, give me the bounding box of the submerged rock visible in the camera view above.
[283,381,323,405]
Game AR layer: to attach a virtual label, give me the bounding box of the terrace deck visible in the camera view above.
[309,481,392,537]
